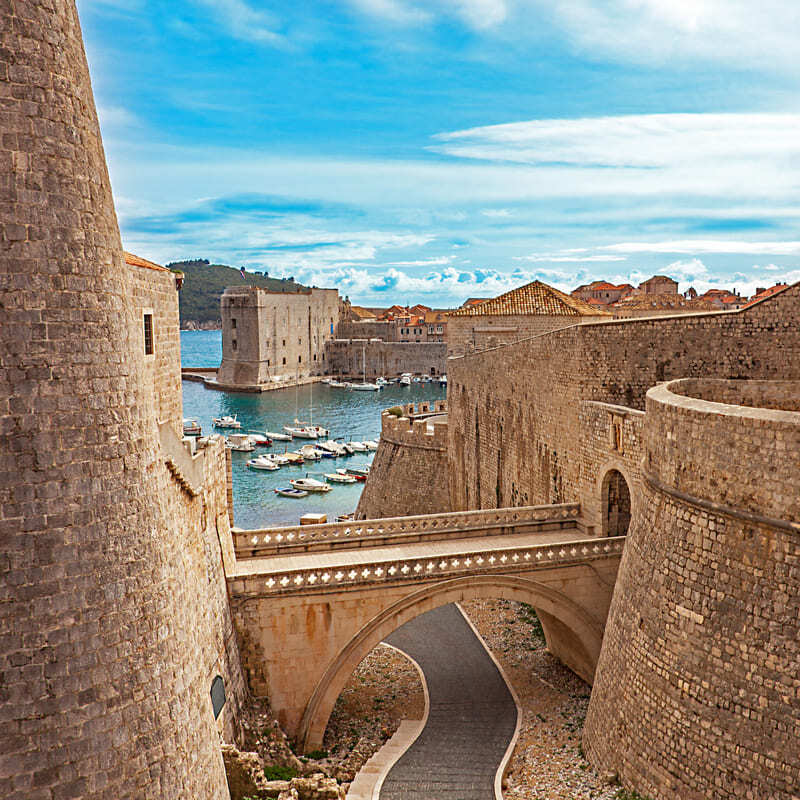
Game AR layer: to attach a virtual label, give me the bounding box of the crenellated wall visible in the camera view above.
[584,379,800,799]
[355,402,450,518]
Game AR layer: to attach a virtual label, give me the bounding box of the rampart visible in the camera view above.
[584,379,800,799]
[355,401,450,518]
[325,338,447,378]
[447,286,800,532]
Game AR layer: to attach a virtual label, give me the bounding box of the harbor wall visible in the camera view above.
[447,286,800,526]
[355,402,450,518]
[325,338,447,378]
[584,379,800,799]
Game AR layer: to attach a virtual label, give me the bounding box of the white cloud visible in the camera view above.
[193,0,284,45]
[515,253,627,262]
[481,208,512,218]
[602,240,800,255]
[346,0,430,25]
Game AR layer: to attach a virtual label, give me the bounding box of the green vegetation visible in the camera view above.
[262,764,298,781]
[305,749,328,760]
[386,406,404,417]
[615,789,652,800]
[169,258,308,326]
[519,603,546,643]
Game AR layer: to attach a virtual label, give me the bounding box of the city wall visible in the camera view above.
[355,402,449,519]
[325,338,447,378]
[447,286,800,533]
[584,379,800,799]
[447,313,605,357]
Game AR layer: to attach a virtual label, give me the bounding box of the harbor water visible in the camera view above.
[181,330,446,528]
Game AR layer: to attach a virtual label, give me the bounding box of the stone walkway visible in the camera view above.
[380,603,518,800]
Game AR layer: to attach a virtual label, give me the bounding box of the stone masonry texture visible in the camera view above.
[0,2,243,797]
[583,379,800,799]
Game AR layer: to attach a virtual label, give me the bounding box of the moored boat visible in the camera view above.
[348,440,368,452]
[399,373,412,386]
[226,433,255,452]
[247,454,279,471]
[282,452,304,465]
[213,414,241,429]
[274,486,308,498]
[266,430,292,441]
[182,418,202,436]
[346,465,370,478]
[290,477,331,493]
[247,433,272,446]
[298,444,323,461]
[325,472,356,484]
[363,440,379,451]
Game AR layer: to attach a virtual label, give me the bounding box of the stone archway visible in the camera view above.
[602,469,631,537]
[296,574,604,751]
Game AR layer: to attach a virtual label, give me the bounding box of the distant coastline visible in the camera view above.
[181,320,221,331]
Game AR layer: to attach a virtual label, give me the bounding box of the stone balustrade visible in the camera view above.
[229,534,625,597]
[233,503,582,558]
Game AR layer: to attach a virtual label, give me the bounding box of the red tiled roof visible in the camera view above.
[449,280,611,317]
[124,251,168,272]
[743,283,791,308]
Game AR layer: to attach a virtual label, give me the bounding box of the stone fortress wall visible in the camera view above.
[447,312,606,357]
[0,3,246,797]
[584,379,800,799]
[325,338,447,378]
[217,285,340,387]
[447,285,800,535]
[355,401,449,519]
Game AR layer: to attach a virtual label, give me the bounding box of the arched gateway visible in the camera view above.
[227,504,624,751]
[602,468,632,537]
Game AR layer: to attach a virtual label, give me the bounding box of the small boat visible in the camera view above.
[318,439,347,456]
[275,486,308,498]
[336,512,355,522]
[325,472,356,484]
[213,415,241,429]
[183,418,202,436]
[399,373,412,386]
[337,468,364,482]
[439,375,447,386]
[290,477,331,493]
[363,440,379,451]
[270,453,291,466]
[282,452,304,465]
[412,376,421,383]
[266,430,292,441]
[350,382,381,391]
[247,433,272,446]
[348,441,368,453]
[310,424,330,437]
[329,380,350,388]
[226,433,255,452]
[375,377,388,386]
[247,455,279,471]
[346,465,371,478]
[298,445,322,461]
[284,424,317,439]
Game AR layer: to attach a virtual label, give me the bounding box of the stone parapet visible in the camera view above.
[584,378,800,800]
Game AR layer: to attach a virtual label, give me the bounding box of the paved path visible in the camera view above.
[380,603,518,800]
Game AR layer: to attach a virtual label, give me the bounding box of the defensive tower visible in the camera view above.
[1,2,233,797]
[584,379,800,798]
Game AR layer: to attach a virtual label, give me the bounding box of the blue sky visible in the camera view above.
[79,0,800,305]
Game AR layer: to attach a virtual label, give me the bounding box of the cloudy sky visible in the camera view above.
[79,0,800,305]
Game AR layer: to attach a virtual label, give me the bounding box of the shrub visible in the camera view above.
[262,764,298,781]
[386,406,404,417]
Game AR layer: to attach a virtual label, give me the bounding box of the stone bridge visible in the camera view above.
[228,504,624,751]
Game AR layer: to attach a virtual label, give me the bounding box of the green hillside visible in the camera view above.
[169,259,308,326]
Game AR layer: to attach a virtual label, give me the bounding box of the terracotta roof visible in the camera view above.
[613,293,717,311]
[424,311,448,323]
[124,251,169,272]
[743,282,791,308]
[461,297,490,308]
[350,306,376,319]
[449,280,611,317]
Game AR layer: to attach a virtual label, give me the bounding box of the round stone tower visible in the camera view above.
[584,378,800,799]
[0,3,230,797]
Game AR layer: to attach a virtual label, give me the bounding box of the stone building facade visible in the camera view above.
[447,279,611,357]
[324,338,447,378]
[0,5,246,797]
[217,286,340,387]
[355,402,449,518]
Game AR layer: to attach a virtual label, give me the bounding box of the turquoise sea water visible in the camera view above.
[180,331,446,528]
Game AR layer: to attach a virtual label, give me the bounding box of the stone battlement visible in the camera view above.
[380,402,448,449]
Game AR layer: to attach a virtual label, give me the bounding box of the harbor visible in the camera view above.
[181,331,445,527]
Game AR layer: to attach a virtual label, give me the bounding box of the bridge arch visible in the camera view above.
[297,573,604,751]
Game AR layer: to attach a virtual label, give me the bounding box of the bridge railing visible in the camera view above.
[232,503,582,558]
[228,535,625,598]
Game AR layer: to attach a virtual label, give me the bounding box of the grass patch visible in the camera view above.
[263,764,298,781]
[615,789,653,800]
[306,749,328,760]
[519,603,546,643]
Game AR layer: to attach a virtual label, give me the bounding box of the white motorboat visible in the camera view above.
[346,465,370,478]
[226,433,255,452]
[399,373,412,386]
[363,440,379,451]
[270,453,291,465]
[348,440,368,452]
[329,380,350,388]
[247,454,279,471]
[325,471,356,484]
[290,477,331,493]
[247,433,272,446]
[298,444,323,461]
[412,376,421,383]
[375,377,388,386]
[182,418,202,436]
[266,430,292,441]
[213,415,241,429]
[351,382,381,391]
[318,439,347,456]
[275,486,308,498]
[439,375,447,386]
[284,424,318,439]
[342,443,355,455]
[310,424,330,437]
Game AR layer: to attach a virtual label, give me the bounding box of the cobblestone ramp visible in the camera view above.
[381,603,518,799]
